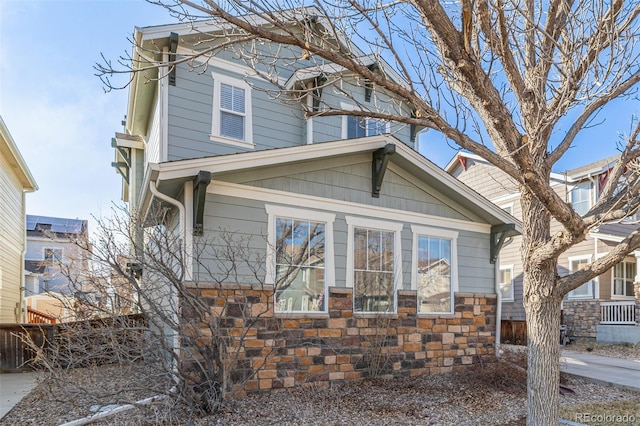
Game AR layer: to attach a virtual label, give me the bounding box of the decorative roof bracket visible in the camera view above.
[193,170,212,236]
[372,144,396,198]
[169,32,179,86]
[490,223,516,264]
[111,162,130,184]
[312,73,327,112]
[364,63,380,102]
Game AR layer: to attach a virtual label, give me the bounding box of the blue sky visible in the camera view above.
[0,1,635,231]
[0,0,179,228]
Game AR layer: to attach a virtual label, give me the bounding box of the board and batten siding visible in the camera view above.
[0,152,27,323]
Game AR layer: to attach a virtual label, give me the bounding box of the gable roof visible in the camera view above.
[142,135,521,233]
[124,8,410,138]
[446,151,621,183]
[0,115,37,191]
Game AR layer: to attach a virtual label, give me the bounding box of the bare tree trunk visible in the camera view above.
[521,188,562,425]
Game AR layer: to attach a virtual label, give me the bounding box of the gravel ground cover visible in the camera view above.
[2,343,638,426]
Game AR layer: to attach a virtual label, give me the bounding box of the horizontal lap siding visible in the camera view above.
[167,64,304,161]
[0,154,25,322]
[457,232,494,294]
[202,159,495,293]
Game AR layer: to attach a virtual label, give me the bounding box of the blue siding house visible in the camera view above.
[112,14,520,396]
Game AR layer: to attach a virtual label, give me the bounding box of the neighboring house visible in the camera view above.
[113,14,520,396]
[24,215,89,297]
[0,116,37,323]
[447,151,640,343]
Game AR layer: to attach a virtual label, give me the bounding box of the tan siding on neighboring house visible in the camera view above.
[0,148,27,323]
[453,158,519,200]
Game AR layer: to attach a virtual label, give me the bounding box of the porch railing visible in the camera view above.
[600,301,636,325]
[27,307,57,324]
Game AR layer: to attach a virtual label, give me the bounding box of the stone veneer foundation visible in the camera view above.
[562,300,601,339]
[183,284,497,398]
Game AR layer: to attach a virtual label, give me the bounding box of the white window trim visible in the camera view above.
[43,247,63,261]
[611,258,636,300]
[499,264,515,302]
[265,205,335,303]
[210,72,254,148]
[340,102,390,140]
[410,225,458,314]
[346,216,403,314]
[567,254,594,299]
[500,203,514,217]
[569,181,592,216]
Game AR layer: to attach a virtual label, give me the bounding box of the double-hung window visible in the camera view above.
[499,265,514,301]
[347,217,402,313]
[211,72,253,147]
[568,256,593,298]
[613,260,636,298]
[44,248,63,263]
[346,116,389,139]
[411,226,458,314]
[571,182,591,216]
[266,205,334,313]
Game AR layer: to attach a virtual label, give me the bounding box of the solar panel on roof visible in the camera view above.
[26,215,86,234]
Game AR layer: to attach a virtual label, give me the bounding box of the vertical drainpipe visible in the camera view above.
[148,180,186,360]
[495,260,502,356]
[306,81,314,145]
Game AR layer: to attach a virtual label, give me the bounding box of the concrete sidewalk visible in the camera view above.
[0,372,41,419]
[560,350,640,392]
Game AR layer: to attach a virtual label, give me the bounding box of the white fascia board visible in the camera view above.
[588,232,626,243]
[209,180,492,234]
[0,116,38,191]
[137,7,323,41]
[156,136,391,180]
[114,135,145,150]
[490,192,521,204]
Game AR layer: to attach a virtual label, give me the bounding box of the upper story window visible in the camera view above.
[211,72,254,148]
[571,181,591,216]
[346,216,403,314]
[44,248,63,263]
[411,225,458,314]
[499,265,514,301]
[340,102,390,140]
[612,260,635,298]
[346,116,389,139]
[568,255,593,298]
[265,205,335,313]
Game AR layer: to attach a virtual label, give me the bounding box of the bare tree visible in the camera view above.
[27,205,275,420]
[96,1,640,424]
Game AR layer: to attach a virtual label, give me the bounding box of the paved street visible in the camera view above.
[560,350,640,392]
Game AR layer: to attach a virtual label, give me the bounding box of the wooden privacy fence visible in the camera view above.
[501,320,527,345]
[0,314,147,373]
[0,323,55,373]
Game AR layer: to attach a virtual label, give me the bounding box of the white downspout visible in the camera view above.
[495,260,502,356]
[148,180,186,370]
[148,180,189,281]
